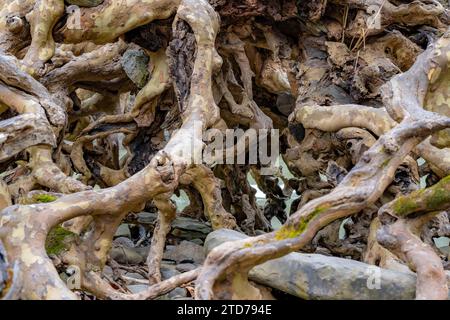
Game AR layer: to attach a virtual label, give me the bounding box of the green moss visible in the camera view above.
[381,159,390,168]
[45,226,75,255]
[393,196,420,216]
[275,225,303,240]
[243,242,253,248]
[425,184,450,211]
[65,134,77,142]
[393,175,450,216]
[275,205,330,240]
[34,194,57,203]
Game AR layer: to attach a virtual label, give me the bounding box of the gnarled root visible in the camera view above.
[0,155,176,299]
[181,165,236,230]
[59,0,181,44]
[195,31,450,299]
[0,0,225,300]
[147,193,177,285]
[377,176,450,299]
[21,0,65,76]
[195,115,450,299]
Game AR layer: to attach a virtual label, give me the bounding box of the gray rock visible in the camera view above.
[110,245,147,265]
[172,217,212,236]
[152,267,188,300]
[137,212,212,240]
[276,93,296,116]
[102,265,113,277]
[127,284,148,294]
[164,241,205,264]
[205,229,450,300]
[65,0,104,7]
[171,229,210,240]
[125,272,145,280]
[190,238,204,246]
[161,260,177,266]
[176,263,197,273]
[121,49,150,88]
[161,266,180,280]
[115,224,131,239]
[113,236,134,247]
[168,287,188,299]
[439,246,449,257]
[137,212,158,224]
[165,245,175,252]
[125,266,187,300]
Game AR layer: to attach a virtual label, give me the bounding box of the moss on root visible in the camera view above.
[393,175,450,216]
[275,205,330,240]
[34,194,57,203]
[19,193,58,205]
[393,195,421,216]
[45,226,76,255]
[424,177,450,210]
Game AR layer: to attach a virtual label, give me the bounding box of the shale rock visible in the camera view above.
[205,229,450,300]
[138,212,212,240]
[163,241,205,264]
[121,49,150,88]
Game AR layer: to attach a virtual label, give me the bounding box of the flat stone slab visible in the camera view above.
[138,212,212,240]
[205,229,450,300]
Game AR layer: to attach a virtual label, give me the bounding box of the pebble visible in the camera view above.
[176,263,197,273]
[127,284,148,294]
[125,272,145,280]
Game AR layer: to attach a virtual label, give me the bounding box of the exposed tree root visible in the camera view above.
[0,0,227,300]
[195,32,450,299]
[196,115,450,299]
[377,176,450,299]
[147,193,177,284]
